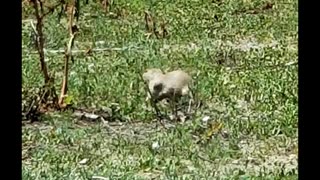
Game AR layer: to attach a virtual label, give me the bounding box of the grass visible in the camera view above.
[22,0,298,179]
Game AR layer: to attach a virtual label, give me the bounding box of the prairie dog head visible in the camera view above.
[143,68,165,100]
[142,68,164,82]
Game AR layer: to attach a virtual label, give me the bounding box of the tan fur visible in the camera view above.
[143,68,192,102]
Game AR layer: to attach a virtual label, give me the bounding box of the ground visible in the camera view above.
[22,0,298,179]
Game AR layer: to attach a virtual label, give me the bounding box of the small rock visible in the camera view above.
[84,113,99,120]
[202,116,210,123]
[151,141,160,150]
[79,158,89,165]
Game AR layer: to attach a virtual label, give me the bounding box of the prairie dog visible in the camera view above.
[143,68,192,102]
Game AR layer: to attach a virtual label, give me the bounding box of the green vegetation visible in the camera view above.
[22,0,298,179]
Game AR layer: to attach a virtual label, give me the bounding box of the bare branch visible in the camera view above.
[29,20,38,36]
[27,46,143,54]
[30,0,50,84]
[59,0,79,107]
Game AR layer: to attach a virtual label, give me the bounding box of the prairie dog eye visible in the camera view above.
[148,80,162,95]
[153,83,163,93]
